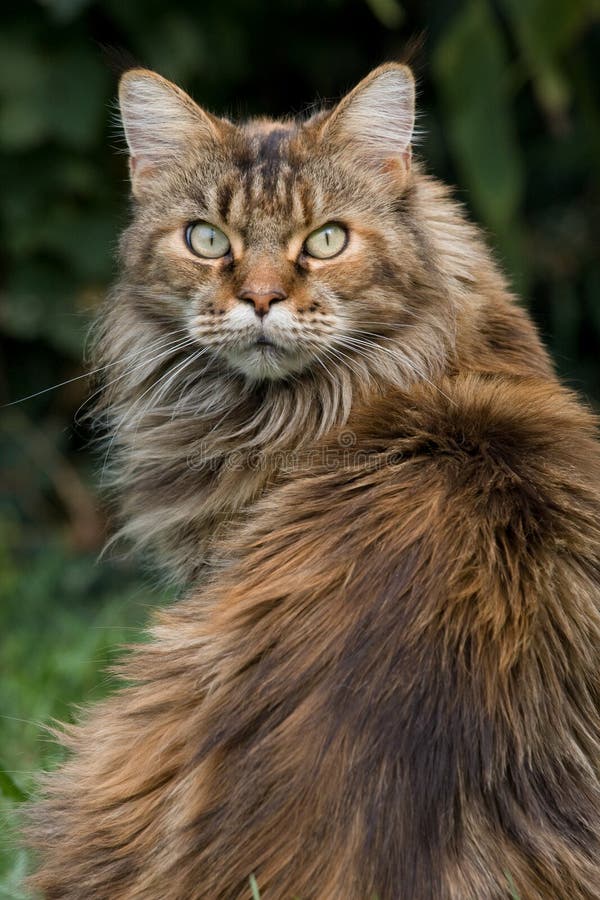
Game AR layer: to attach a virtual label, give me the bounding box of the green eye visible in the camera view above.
[185,221,231,259]
[303,222,348,259]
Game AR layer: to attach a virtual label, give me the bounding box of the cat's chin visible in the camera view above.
[223,344,311,382]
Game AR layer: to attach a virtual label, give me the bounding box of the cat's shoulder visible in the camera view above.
[351,372,599,480]
[269,373,600,548]
[232,373,600,576]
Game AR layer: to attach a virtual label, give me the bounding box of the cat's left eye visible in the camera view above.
[185,221,231,259]
[303,223,348,260]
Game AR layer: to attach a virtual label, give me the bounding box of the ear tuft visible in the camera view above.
[118,69,220,193]
[323,64,416,168]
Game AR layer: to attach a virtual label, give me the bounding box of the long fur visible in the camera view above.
[27,65,600,898]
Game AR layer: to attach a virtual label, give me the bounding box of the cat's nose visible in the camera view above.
[238,288,287,319]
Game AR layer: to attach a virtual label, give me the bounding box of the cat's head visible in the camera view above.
[117,64,447,385]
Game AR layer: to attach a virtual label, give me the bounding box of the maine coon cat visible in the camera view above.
[27,64,600,898]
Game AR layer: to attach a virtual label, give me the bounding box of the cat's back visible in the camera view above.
[29,370,600,899]
[187,371,600,898]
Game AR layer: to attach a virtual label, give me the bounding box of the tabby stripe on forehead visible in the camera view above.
[243,167,255,212]
[256,129,289,200]
[281,173,295,218]
[217,181,234,223]
[297,179,313,226]
[259,129,287,165]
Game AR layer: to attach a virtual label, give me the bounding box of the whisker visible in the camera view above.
[98,339,200,479]
[343,327,421,342]
[2,327,190,409]
[125,351,211,449]
[312,349,339,383]
[320,344,365,382]
[75,334,197,424]
[149,348,211,408]
[334,336,456,405]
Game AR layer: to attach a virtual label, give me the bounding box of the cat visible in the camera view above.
[26,63,600,899]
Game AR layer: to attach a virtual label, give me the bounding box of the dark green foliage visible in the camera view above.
[0,0,598,894]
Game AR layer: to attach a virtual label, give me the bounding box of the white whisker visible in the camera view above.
[76,334,197,424]
[334,335,456,405]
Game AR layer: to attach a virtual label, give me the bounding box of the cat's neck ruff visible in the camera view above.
[96,327,447,582]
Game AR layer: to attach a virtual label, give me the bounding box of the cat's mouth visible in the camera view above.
[252,335,288,358]
[223,331,309,380]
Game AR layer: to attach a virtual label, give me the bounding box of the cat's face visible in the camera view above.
[118,65,433,384]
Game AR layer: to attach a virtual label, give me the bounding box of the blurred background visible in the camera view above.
[1,0,599,893]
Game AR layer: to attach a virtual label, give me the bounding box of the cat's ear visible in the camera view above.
[118,69,224,197]
[320,63,415,173]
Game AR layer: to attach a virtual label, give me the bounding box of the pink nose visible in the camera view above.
[238,289,287,319]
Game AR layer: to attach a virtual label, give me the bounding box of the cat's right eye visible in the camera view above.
[185,221,231,259]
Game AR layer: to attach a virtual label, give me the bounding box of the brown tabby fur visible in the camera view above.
[27,64,600,898]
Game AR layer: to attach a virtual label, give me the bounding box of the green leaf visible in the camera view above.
[0,36,50,150]
[364,0,405,29]
[0,769,27,803]
[549,279,581,363]
[135,13,208,84]
[40,0,96,24]
[45,47,109,149]
[500,0,594,115]
[0,842,32,900]
[432,0,526,285]
[2,260,88,357]
[0,35,108,151]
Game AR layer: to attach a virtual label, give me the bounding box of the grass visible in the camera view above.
[505,871,521,899]
[0,523,171,897]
